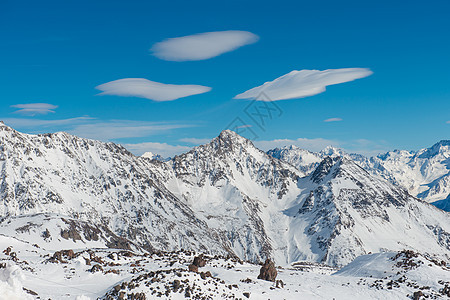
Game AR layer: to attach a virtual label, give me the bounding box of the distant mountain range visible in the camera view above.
[268,140,450,211]
[0,122,449,268]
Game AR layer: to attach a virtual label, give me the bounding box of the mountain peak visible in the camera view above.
[142,151,166,161]
[211,129,254,151]
[418,140,450,158]
[310,155,370,184]
[218,129,246,139]
[310,156,341,183]
[434,140,450,147]
[320,146,347,157]
[282,145,300,151]
[0,121,12,130]
[142,151,156,159]
[0,121,22,137]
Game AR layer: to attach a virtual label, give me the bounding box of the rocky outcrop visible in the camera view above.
[257,259,277,282]
[50,249,76,263]
[192,254,206,267]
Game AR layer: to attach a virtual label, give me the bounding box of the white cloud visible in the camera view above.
[235,124,253,129]
[234,68,373,101]
[122,142,191,158]
[1,117,93,128]
[1,118,190,142]
[324,117,343,122]
[11,103,58,115]
[151,30,259,61]
[68,120,192,141]
[342,139,391,157]
[179,137,211,145]
[96,78,211,101]
[253,137,340,152]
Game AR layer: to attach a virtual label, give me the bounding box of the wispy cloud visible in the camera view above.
[151,30,259,61]
[122,142,191,158]
[96,78,211,101]
[68,120,192,141]
[324,117,343,122]
[254,137,340,152]
[446,120,450,124]
[179,137,211,145]
[235,68,373,101]
[342,139,391,157]
[11,103,58,116]
[1,117,93,128]
[1,118,191,142]
[235,124,253,129]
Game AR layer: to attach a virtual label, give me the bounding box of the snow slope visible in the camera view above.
[0,213,138,251]
[334,250,450,298]
[1,235,448,300]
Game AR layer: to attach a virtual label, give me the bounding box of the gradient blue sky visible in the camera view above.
[1,0,449,157]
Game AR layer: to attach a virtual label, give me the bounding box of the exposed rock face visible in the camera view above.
[257,259,277,282]
[51,249,75,263]
[90,264,104,273]
[413,290,424,300]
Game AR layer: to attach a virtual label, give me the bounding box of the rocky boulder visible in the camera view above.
[257,259,277,282]
[193,254,207,267]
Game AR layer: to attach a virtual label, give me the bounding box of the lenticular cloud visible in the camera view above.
[11,103,58,115]
[96,78,211,101]
[151,30,259,61]
[324,118,343,122]
[234,68,373,101]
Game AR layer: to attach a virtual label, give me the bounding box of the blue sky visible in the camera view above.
[1,0,449,157]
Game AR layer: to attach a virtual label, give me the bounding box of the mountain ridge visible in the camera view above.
[268,140,450,211]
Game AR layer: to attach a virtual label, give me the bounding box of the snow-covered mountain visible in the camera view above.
[0,122,449,268]
[267,145,323,174]
[268,141,450,212]
[150,132,450,266]
[148,130,306,264]
[267,145,363,173]
[357,140,450,210]
[287,156,450,266]
[0,122,227,255]
[141,151,166,161]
